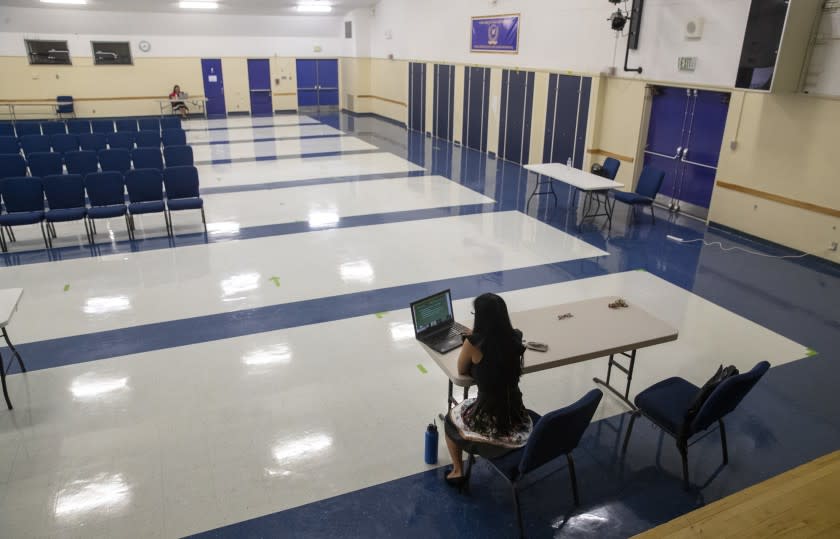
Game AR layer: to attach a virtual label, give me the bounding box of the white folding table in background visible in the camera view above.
[0,288,26,410]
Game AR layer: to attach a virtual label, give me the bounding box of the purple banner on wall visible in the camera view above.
[471,14,520,53]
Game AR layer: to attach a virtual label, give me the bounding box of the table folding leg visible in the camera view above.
[593,349,637,409]
[1,327,26,410]
[526,175,558,213]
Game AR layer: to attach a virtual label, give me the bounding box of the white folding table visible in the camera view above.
[524,163,624,230]
[0,288,26,410]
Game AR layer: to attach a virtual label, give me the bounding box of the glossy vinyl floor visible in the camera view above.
[1,113,839,539]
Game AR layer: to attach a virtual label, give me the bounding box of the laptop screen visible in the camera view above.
[411,290,454,335]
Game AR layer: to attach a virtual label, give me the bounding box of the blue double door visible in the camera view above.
[296,59,339,108]
[201,59,226,118]
[247,59,273,116]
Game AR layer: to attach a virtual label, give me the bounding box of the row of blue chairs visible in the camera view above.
[0,117,182,138]
[0,129,187,156]
[0,147,194,179]
[0,166,205,252]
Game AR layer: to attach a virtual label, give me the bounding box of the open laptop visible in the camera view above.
[410,289,470,354]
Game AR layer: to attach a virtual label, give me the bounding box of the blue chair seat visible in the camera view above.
[613,191,653,205]
[129,201,166,214]
[88,205,127,219]
[486,409,543,481]
[633,377,699,435]
[0,211,44,226]
[167,197,203,211]
[46,207,87,223]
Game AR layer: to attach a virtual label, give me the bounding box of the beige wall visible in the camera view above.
[221,58,249,115]
[364,57,408,124]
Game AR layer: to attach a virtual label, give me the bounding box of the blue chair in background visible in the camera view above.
[14,122,41,137]
[611,166,665,228]
[57,95,75,118]
[41,122,66,136]
[80,132,107,152]
[126,168,171,237]
[91,120,115,134]
[482,389,603,536]
[0,136,20,155]
[28,152,63,177]
[602,157,621,180]
[163,145,194,167]
[162,128,187,147]
[98,149,131,174]
[163,166,205,232]
[19,135,52,156]
[132,148,163,170]
[85,171,133,242]
[116,119,138,133]
[137,118,161,132]
[135,130,161,149]
[43,174,91,247]
[65,151,99,177]
[68,119,91,134]
[0,154,27,179]
[0,122,15,137]
[50,133,80,155]
[623,361,771,490]
[0,176,49,252]
[160,117,181,130]
[107,132,135,150]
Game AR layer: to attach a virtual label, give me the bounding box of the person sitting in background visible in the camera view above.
[443,292,532,489]
[169,85,189,119]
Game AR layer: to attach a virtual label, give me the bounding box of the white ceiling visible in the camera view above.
[0,0,377,16]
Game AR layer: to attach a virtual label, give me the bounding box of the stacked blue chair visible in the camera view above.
[135,130,161,148]
[0,136,20,155]
[91,120,115,134]
[160,117,181,130]
[116,119,138,132]
[163,166,205,232]
[98,149,131,174]
[125,168,171,237]
[163,146,194,167]
[0,177,49,252]
[50,134,80,155]
[65,151,99,177]
[107,132,135,150]
[57,96,75,118]
[132,148,163,170]
[138,118,161,132]
[602,157,621,180]
[28,152,63,177]
[80,132,107,152]
[0,122,15,137]
[0,154,27,179]
[68,119,91,134]
[41,122,66,136]
[14,122,41,137]
[20,135,52,156]
[42,174,91,247]
[162,129,187,147]
[86,171,133,241]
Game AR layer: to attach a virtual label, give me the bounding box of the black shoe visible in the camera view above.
[443,466,469,492]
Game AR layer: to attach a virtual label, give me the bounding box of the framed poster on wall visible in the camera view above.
[471,14,520,54]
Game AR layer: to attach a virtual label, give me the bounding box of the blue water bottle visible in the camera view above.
[425,421,438,464]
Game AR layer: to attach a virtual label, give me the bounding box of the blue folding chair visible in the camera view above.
[137,118,161,132]
[116,119,138,133]
[43,174,91,247]
[68,119,91,134]
[28,152,63,177]
[125,168,171,237]
[0,136,20,155]
[107,132,135,150]
[132,148,163,170]
[162,128,187,147]
[14,122,41,137]
[483,389,603,536]
[65,151,99,177]
[98,149,131,174]
[612,166,665,228]
[19,135,52,156]
[0,122,14,137]
[163,145,194,167]
[164,166,205,232]
[50,133,80,155]
[0,176,49,252]
[135,130,161,149]
[91,119,115,134]
[80,132,107,152]
[85,171,133,242]
[40,122,66,136]
[623,361,771,490]
[0,154,27,179]
[160,117,181,130]
[57,96,75,118]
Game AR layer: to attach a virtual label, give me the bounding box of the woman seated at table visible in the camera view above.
[169,85,189,119]
[444,292,532,488]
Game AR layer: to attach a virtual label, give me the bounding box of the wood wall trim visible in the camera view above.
[272,92,296,96]
[0,96,206,103]
[586,148,635,163]
[355,94,408,107]
[717,181,840,218]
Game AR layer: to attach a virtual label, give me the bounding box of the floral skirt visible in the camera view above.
[448,397,532,449]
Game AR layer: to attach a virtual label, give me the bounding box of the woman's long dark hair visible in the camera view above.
[172,85,180,94]
[471,293,524,382]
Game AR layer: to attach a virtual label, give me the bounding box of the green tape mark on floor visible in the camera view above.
[63,284,70,292]
[416,364,427,374]
[269,277,280,287]
[636,268,647,272]
[375,312,387,319]
[806,348,817,357]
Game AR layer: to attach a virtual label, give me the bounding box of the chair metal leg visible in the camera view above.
[90,219,97,235]
[164,211,173,237]
[567,454,580,506]
[83,218,92,246]
[0,350,11,410]
[200,207,207,232]
[622,412,638,454]
[8,227,15,242]
[40,221,51,250]
[677,439,689,490]
[0,228,6,253]
[49,222,57,238]
[719,419,728,465]
[512,486,524,539]
[124,214,134,241]
[650,204,656,224]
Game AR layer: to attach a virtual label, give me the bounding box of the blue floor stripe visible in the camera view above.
[191,133,344,146]
[2,256,607,373]
[201,170,429,195]
[195,148,381,166]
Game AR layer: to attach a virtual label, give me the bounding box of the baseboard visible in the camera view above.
[488,151,496,160]
[274,109,298,115]
[227,111,250,117]
[340,109,406,128]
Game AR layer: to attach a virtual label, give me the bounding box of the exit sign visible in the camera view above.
[678,57,697,72]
